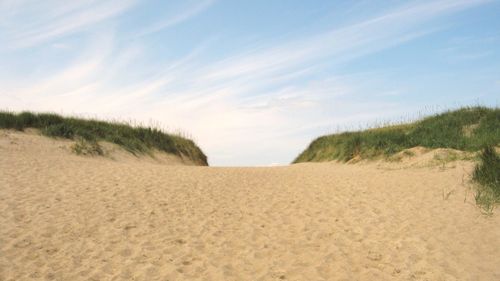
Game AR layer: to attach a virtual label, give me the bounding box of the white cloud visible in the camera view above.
[199,0,488,85]
[1,0,137,48]
[134,0,216,37]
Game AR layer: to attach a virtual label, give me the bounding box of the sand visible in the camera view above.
[1,130,499,281]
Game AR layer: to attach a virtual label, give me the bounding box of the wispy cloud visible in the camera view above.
[201,0,489,84]
[134,0,216,37]
[1,0,137,49]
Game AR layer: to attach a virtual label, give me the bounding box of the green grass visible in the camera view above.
[294,106,500,163]
[0,111,208,165]
[473,146,500,212]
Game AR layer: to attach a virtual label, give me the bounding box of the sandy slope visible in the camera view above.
[1,130,499,281]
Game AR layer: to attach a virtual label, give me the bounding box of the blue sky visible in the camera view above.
[1,0,499,166]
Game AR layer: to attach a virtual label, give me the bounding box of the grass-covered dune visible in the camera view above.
[0,111,208,166]
[294,106,500,163]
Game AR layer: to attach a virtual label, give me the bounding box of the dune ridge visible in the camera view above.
[294,106,500,164]
[0,111,208,166]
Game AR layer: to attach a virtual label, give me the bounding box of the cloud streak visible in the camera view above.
[134,0,216,37]
[1,0,137,48]
[201,0,490,84]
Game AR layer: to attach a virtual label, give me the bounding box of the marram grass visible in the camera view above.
[294,106,500,163]
[473,146,500,213]
[0,111,208,165]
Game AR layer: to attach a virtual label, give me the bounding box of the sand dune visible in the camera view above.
[1,130,499,281]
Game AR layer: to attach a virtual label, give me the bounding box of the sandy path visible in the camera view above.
[1,131,499,281]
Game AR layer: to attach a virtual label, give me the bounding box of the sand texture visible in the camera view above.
[1,130,499,281]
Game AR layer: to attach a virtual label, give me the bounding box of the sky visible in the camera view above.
[1,0,499,166]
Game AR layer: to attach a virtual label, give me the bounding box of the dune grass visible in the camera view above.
[294,106,500,163]
[0,111,208,165]
[473,146,500,212]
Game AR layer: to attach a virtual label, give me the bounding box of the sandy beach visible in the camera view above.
[1,130,499,281]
